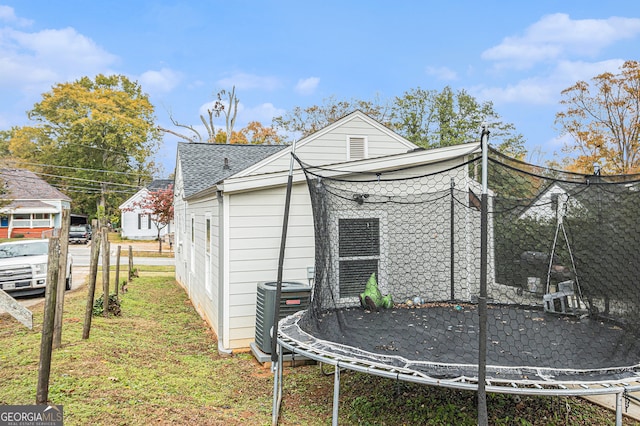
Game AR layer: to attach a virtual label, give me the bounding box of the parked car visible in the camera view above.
[69,224,91,244]
[0,239,73,297]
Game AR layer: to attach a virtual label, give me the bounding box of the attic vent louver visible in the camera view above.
[223,157,230,170]
[348,137,366,160]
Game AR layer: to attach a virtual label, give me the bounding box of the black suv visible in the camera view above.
[69,224,91,244]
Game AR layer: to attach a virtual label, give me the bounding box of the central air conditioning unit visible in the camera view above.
[255,281,311,354]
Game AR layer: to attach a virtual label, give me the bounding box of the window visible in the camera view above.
[205,216,212,296]
[338,218,379,297]
[205,218,211,254]
[190,215,195,273]
[12,214,30,227]
[347,136,367,160]
[138,214,151,230]
[32,213,50,227]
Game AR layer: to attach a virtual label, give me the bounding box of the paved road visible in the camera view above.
[68,244,175,267]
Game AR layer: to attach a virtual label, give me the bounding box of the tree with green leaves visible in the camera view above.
[272,89,525,157]
[392,86,526,156]
[272,94,393,139]
[555,60,640,174]
[7,74,160,218]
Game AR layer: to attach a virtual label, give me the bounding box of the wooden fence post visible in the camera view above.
[128,245,134,281]
[114,245,121,297]
[53,208,70,349]
[36,236,60,404]
[101,227,110,318]
[82,220,101,339]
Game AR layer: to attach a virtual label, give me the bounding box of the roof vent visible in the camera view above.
[223,157,230,170]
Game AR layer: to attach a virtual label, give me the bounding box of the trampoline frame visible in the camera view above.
[273,311,640,426]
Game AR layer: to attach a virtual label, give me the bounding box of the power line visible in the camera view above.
[31,170,142,188]
[4,159,152,177]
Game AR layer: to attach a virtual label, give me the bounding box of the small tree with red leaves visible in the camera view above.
[127,185,174,253]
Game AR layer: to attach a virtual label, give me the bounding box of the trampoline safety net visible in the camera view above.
[291,148,640,384]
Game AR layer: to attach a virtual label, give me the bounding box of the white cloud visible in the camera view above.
[0,26,118,92]
[482,14,640,69]
[240,102,286,124]
[216,72,281,91]
[138,68,182,94]
[295,77,319,95]
[474,59,627,106]
[474,78,557,105]
[0,5,32,26]
[425,66,457,81]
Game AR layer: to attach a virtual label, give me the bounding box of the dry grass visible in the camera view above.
[0,268,638,425]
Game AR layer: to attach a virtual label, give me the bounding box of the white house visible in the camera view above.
[119,179,174,240]
[173,111,483,352]
[518,182,584,222]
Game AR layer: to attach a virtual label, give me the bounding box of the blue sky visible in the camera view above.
[1,1,639,177]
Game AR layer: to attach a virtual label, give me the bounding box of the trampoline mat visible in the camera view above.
[292,303,640,383]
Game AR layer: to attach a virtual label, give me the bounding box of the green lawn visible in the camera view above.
[0,267,636,425]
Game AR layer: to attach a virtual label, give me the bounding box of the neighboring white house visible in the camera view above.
[518,182,584,221]
[119,179,174,240]
[173,111,483,351]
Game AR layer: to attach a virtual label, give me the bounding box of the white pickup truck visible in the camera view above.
[0,239,72,297]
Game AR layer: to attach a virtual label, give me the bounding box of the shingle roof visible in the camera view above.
[0,168,71,202]
[147,179,174,191]
[177,143,288,198]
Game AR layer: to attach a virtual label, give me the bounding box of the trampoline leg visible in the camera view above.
[332,363,340,426]
[271,347,284,426]
[615,391,623,426]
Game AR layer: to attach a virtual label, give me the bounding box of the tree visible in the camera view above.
[0,130,11,157]
[392,86,526,156]
[273,89,525,157]
[239,121,284,145]
[272,95,393,139]
[158,86,240,144]
[555,60,640,174]
[218,86,239,144]
[125,185,174,253]
[7,74,160,218]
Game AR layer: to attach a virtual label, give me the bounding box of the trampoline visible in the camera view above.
[271,140,640,425]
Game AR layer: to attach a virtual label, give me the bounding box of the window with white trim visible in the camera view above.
[205,216,213,296]
[137,214,152,230]
[190,215,196,273]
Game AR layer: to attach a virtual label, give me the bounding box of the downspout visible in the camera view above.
[217,189,233,356]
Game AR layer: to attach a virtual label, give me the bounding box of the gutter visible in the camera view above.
[216,189,233,357]
[218,340,233,356]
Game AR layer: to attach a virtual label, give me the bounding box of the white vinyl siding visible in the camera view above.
[174,195,220,333]
[225,184,314,348]
[241,115,415,175]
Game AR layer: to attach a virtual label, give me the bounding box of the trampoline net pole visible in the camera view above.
[477,126,490,425]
